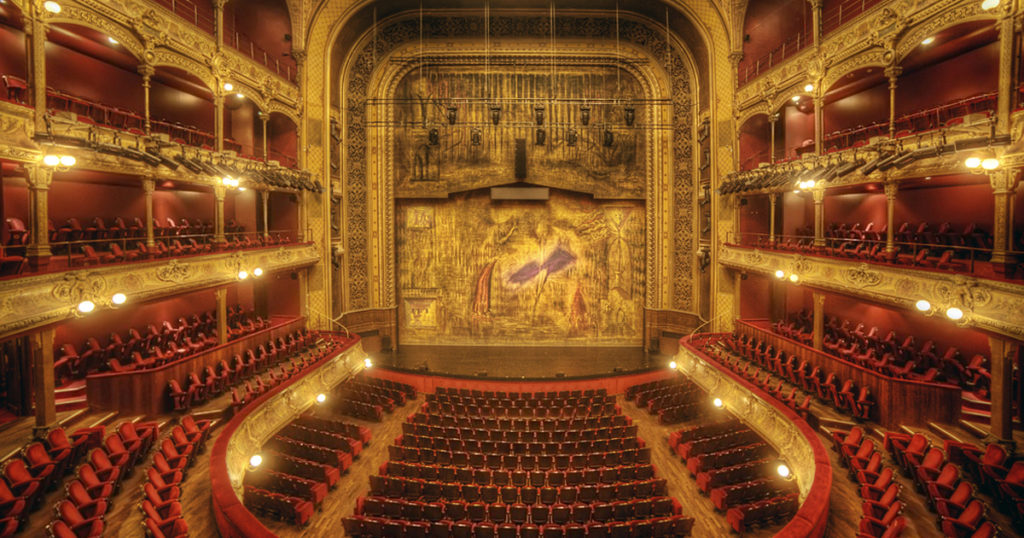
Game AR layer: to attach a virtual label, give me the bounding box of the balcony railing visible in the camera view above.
[821,0,886,37]
[226,32,297,84]
[738,31,812,88]
[151,0,216,35]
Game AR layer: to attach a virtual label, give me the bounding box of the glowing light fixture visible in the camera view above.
[249,454,262,468]
[43,154,60,167]
[791,95,800,102]
[59,155,76,167]
[108,37,119,45]
[668,361,677,370]
[316,393,326,403]
[774,270,785,279]
[981,157,1000,170]
[235,93,244,98]
[364,357,373,368]
[803,84,814,92]
[982,0,1000,10]
[77,300,95,313]
[712,397,723,409]
[223,82,234,91]
[915,299,931,312]
[964,157,982,169]
[238,270,249,280]
[921,36,935,45]
[789,274,799,283]
[43,1,61,14]
[253,268,264,277]
[777,463,792,479]
[111,293,127,305]
[946,307,964,321]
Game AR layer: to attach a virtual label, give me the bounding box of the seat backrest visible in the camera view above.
[958,500,984,525]
[67,479,92,505]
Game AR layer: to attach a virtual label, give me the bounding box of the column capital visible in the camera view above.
[291,49,307,66]
[990,168,1019,194]
[813,291,826,306]
[26,165,53,190]
[212,0,229,10]
[137,62,155,80]
[811,188,825,203]
[884,181,899,200]
[142,177,155,194]
[884,65,902,82]
[214,184,227,201]
[214,287,227,300]
[768,192,778,203]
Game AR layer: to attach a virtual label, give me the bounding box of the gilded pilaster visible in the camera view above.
[139,63,155,135]
[260,112,270,160]
[884,181,898,259]
[143,178,156,248]
[813,94,823,155]
[215,287,228,345]
[990,168,1019,273]
[808,0,823,49]
[214,184,227,246]
[261,190,270,240]
[214,90,225,153]
[812,291,825,351]
[25,1,47,132]
[884,65,901,139]
[213,0,227,54]
[812,188,825,249]
[996,7,1014,134]
[25,165,53,265]
[768,193,778,245]
[31,327,56,437]
[987,336,1016,449]
[768,112,779,164]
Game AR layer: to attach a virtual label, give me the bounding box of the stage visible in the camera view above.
[371,345,668,380]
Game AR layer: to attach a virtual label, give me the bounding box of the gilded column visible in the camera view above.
[139,63,155,135]
[214,0,227,53]
[291,49,307,170]
[261,190,270,240]
[25,165,53,269]
[884,181,898,261]
[143,178,156,248]
[214,90,225,152]
[768,193,778,246]
[885,66,901,138]
[812,292,825,351]
[813,94,823,155]
[214,184,227,246]
[768,112,779,164]
[990,168,1018,276]
[808,0,823,49]
[996,9,1014,134]
[215,287,228,345]
[987,337,1015,446]
[260,112,270,160]
[25,1,47,131]
[31,328,56,437]
[812,188,825,250]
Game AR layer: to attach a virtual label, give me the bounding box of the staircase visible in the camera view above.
[54,380,88,412]
[958,390,1021,433]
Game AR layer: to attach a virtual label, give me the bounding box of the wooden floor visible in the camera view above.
[380,346,661,379]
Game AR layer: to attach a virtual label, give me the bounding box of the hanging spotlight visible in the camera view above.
[111,293,127,305]
[946,307,964,321]
[915,299,931,312]
[77,300,95,313]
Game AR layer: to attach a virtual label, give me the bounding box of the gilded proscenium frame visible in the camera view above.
[336,13,702,320]
[676,345,816,499]
[719,244,1024,341]
[0,243,319,341]
[223,342,366,494]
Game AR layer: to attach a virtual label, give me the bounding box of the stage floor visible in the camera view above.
[373,345,668,380]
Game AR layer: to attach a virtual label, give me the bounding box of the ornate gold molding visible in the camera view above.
[0,244,319,340]
[719,245,1024,340]
[223,342,367,494]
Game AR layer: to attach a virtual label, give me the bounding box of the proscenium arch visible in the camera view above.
[332,9,701,316]
[302,0,734,330]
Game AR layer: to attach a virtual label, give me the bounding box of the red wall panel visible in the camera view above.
[740,273,771,319]
[268,191,298,237]
[781,191,813,236]
[740,194,770,237]
[894,182,993,233]
[895,43,998,116]
[0,24,27,88]
[824,191,886,228]
[49,180,145,224]
[45,41,144,113]
[824,81,888,133]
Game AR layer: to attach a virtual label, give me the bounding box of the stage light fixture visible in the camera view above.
[77,300,95,313]
[111,293,127,305]
[915,300,931,312]
[43,1,61,14]
[946,307,964,321]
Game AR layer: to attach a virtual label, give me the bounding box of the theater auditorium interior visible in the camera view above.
[0,0,1023,536]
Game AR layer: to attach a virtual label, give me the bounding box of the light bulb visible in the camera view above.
[789,274,799,283]
[238,270,248,280]
[803,84,814,92]
[43,155,60,167]
[59,155,76,167]
[775,270,785,279]
[111,293,127,305]
[108,37,119,44]
[791,95,800,102]
[915,300,931,312]
[981,158,999,170]
[964,157,981,169]
[921,37,935,45]
[249,454,262,467]
[946,307,964,321]
[236,93,244,98]
[223,82,234,91]
[364,357,373,368]
[982,0,1000,10]
[316,393,326,403]
[77,300,95,313]
[712,398,723,408]
[777,463,791,478]
[238,187,247,191]
[43,1,61,13]
[668,361,677,370]
[253,268,263,277]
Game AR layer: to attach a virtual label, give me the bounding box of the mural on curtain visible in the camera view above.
[397,190,644,346]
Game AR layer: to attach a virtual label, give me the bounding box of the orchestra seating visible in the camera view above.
[622,378,706,424]
[774,312,991,393]
[243,415,372,526]
[328,374,416,422]
[828,426,908,538]
[343,387,696,537]
[55,306,271,381]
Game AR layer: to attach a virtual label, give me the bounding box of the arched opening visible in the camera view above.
[223,0,295,82]
[821,66,887,152]
[223,92,259,157]
[738,113,770,171]
[149,65,216,149]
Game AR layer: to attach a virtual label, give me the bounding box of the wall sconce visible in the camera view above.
[579,105,591,126]
[253,268,264,277]
[43,1,61,14]
[712,397,724,409]
[490,106,502,126]
[566,128,577,147]
[915,299,931,312]
[43,154,76,171]
[315,393,326,404]
[446,106,458,125]
[535,106,545,126]
[364,357,373,368]
[603,129,614,147]
[248,454,262,470]
[623,105,635,127]
[77,301,95,314]
[428,128,439,146]
[535,129,546,146]
[668,361,677,370]
[777,462,794,480]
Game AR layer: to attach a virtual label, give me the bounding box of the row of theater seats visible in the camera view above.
[775,311,992,392]
[243,414,371,527]
[711,334,875,421]
[0,424,105,536]
[767,235,968,272]
[829,427,909,537]
[56,306,268,380]
[825,222,993,251]
[343,386,694,537]
[40,420,160,538]
[666,418,796,533]
[622,378,705,424]
[328,375,416,422]
[885,430,1015,536]
[167,329,322,410]
[138,415,211,538]
[5,217,248,245]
